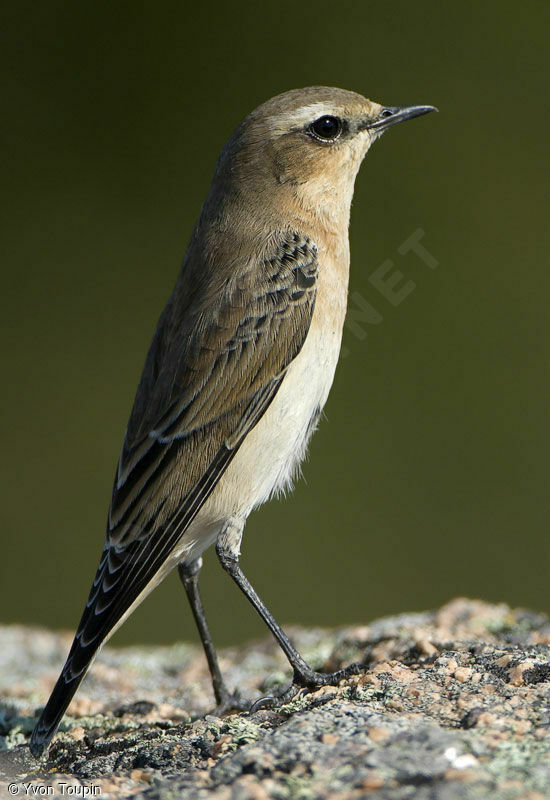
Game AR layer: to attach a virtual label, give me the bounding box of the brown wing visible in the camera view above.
[30,230,318,756]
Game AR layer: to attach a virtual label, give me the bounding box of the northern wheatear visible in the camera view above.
[30,87,436,756]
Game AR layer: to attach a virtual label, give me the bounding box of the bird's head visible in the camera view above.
[212,87,436,232]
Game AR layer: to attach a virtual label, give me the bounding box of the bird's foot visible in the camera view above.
[211,687,250,716]
[250,662,363,713]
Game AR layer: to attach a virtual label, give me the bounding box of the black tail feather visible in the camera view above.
[29,647,97,757]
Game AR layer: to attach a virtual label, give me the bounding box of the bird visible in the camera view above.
[30,86,436,756]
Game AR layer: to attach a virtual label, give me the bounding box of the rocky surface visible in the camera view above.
[0,598,549,799]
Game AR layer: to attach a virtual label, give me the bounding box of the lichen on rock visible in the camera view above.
[0,598,548,799]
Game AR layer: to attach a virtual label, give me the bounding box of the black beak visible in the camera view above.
[364,104,438,133]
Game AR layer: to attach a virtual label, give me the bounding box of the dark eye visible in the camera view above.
[309,115,343,142]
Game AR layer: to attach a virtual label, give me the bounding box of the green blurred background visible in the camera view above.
[2,1,548,648]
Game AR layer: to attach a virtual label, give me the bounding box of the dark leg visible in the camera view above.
[178,557,246,713]
[215,540,362,710]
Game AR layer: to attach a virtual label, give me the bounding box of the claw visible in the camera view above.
[249,682,301,713]
[249,694,276,713]
[248,662,363,714]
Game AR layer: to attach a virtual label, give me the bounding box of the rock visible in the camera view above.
[0,598,548,799]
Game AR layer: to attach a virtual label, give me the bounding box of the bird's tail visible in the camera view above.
[29,636,99,757]
[29,534,175,756]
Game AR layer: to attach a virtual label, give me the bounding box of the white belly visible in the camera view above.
[221,317,343,509]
